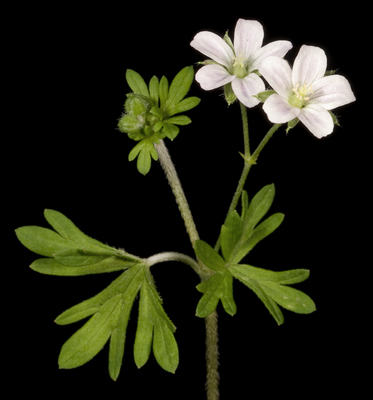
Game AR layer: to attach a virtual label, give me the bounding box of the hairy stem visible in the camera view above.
[205,310,219,400]
[155,139,219,400]
[146,251,200,274]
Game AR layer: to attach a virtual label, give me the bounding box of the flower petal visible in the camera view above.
[250,40,293,71]
[298,104,334,138]
[190,31,234,68]
[234,19,263,60]
[232,73,265,108]
[263,93,300,123]
[195,64,235,90]
[308,74,356,110]
[292,45,327,87]
[259,56,293,99]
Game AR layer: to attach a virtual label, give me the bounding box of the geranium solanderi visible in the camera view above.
[190,19,292,107]
[259,45,356,138]
[16,17,355,400]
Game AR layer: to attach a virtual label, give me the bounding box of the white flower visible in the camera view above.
[259,45,356,138]
[190,19,292,108]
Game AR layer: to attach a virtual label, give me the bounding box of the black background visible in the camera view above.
[6,3,368,399]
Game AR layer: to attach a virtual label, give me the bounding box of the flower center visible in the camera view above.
[232,54,248,79]
[288,83,313,108]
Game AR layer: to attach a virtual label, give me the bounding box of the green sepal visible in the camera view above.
[224,82,237,105]
[286,118,299,133]
[255,90,276,103]
[329,110,341,126]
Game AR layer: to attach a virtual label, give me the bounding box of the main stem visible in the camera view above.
[155,140,219,400]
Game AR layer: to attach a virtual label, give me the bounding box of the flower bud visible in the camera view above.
[125,94,152,116]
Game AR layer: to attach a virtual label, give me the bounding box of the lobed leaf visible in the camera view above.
[228,263,315,322]
[134,273,178,372]
[126,69,150,98]
[196,271,236,318]
[221,210,243,263]
[244,184,275,234]
[58,294,123,369]
[194,240,226,272]
[159,76,169,109]
[164,66,194,112]
[165,96,200,117]
[149,76,159,106]
[233,213,284,264]
[55,264,144,325]
[30,256,136,276]
[15,226,73,257]
[236,276,284,325]
[259,281,316,314]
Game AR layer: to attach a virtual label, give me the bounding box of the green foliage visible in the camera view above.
[194,185,315,324]
[16,210,178,379]
[118,66,200,175]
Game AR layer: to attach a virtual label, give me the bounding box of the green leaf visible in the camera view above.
[162,123,179,141]
[228,264,315,323]
[53,249,116,267]
[44,209,121,254]
[220,210,243,263]
[134,270,178,373]
[236,275,284,325]
[149,76,159,106]
[164,115,191,126]
[30,257,134,276]
[194,240,226,272]
[126,69,150,97]
[55,264,144,325]
[15,226,73,257]
[233,213,284,263]
[196,271,236,317]
[164,66,194,111]
[165,96,200,117]
[259,281,316,314]
[159,76,169,109]
[229,264,310,285]
[58,293,123,369]
[244,184,275,234]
